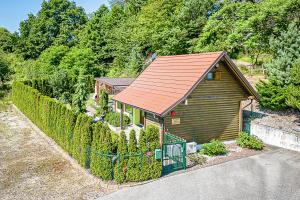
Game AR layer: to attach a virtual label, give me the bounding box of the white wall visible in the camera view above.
[251,122,300,152]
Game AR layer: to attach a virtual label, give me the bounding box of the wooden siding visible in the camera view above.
[164,61,250,143]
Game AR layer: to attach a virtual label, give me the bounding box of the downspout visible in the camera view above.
[242,98,254,114]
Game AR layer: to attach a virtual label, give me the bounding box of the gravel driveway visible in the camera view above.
[101,148,300,200]
[0,107,107,200]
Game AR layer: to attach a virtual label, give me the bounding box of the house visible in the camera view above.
[113,52,259,144]
[94,77,135,96]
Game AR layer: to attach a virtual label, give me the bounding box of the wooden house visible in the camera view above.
[94,77,134,97]
[113,52,259,144]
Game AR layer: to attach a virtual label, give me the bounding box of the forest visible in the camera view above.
[0,0,299,111]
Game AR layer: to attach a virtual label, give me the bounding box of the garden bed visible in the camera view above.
[164,143,271,178]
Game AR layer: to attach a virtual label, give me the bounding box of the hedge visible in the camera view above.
[12,81,91,166]
[12,81,162,184]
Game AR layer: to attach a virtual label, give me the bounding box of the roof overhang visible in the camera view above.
[160,52,259,116]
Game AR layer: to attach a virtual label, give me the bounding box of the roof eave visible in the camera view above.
[160,52,259,117]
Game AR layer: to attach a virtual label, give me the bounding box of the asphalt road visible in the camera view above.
[100,149,300,200]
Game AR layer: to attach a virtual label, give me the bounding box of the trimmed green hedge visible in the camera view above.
[12,81,92,167]
[12,81,162,184]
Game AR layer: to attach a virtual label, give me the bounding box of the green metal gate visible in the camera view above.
[162,133,186,174]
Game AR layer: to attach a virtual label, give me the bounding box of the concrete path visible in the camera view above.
[0,107,107,200]
[100,149,300,200]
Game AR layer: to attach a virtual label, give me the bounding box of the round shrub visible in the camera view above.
[236,132,264,150]
[201,139,228,156]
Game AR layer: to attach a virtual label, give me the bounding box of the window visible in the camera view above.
[117,102,122,110]
[207,71,221,81]
[207,72,214,80]
[125,104,133,113]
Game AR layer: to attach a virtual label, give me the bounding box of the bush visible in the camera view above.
[73,113,93,168]
[126,129,140,182]
[139,125,162,181]
[201,140,228,156]
[90,122,103,177]
[99,124,113,180]
[111,132,119,153]
[188,154,207,166]
[114,131,128,184]
[256,81,288,110]
[105,112,130,127]
[236,132,264,150]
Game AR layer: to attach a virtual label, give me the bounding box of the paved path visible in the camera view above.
[100,149,300,200]
[0,107,107,200]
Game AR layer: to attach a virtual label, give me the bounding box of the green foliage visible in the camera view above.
[114,131,128,184]
[257,23,300,110]
[236,132,264,150]
[0,27,17,53]
[72,74,89,114]
[99,89,109,115]
[12,82,162,183]
[105,112,131,127]
[256,81,288,110]
[59,47,99,76]
[286,61,300,110]
[265,23,300,86]
[17,0,87,59]
[126,129,140,182]
[139,125,162,181]
[0,54,11,85]
[201,139,228,156]
[90,122,104,177]
[12,81,78,158]
[35,45,69,76]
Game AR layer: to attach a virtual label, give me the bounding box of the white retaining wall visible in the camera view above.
[251,122,300,152]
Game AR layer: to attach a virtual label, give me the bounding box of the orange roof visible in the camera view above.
[113,51,258,116]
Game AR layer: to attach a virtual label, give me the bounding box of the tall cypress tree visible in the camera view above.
[114,131,128,184]
[126,129,140,182]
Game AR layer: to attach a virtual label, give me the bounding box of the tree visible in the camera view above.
[265,23,300,86]
[72,73,88,114]
[59,47,98,76]
[50,69,74,103]
[0,27,17,53]
[114,131,127,184]
[257,23,300,110]
[286,60,300,110]
[0,54,11,86]
[17,0,87,59]
[36,45,69,76]
[126,129,140,182]
[99,89,109,115]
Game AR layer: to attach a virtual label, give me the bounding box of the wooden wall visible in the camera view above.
[164,61,250,143]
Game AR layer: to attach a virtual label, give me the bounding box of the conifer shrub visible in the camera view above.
[90,121,104,177]
[114,131,128,184]
[99,124,113,180]
[126,129,141,182]
[111,132,119,153]
[236,132,264,150]
[139,125,162,181]
[79,114,93,168]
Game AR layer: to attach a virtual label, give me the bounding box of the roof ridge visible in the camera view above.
[156,51,225,58]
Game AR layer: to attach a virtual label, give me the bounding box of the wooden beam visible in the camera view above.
[120,103,124,130]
